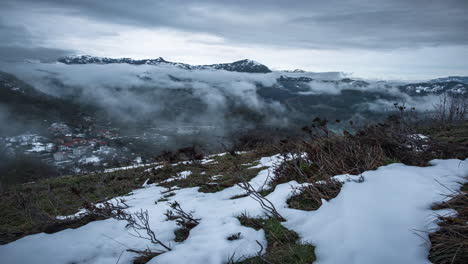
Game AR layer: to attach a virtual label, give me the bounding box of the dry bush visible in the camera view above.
[433,93,468,125]
[288,180,342,211]
[307,135,387,177]
[164,201,200,242]
[229,127,305,155]
[272,131,387,187]
[273,112,468,214]
[165,201,200,228]
[156,146,204,164]
[429,184,468,264]
[236,177,286,222]
[86,200,172,259]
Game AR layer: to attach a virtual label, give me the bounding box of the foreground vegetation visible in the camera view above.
[235,215,316,264]
[0,104,467,263]
[0,151,271,245]
[429,183,468,264]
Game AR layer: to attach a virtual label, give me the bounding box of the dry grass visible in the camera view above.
[429,183,468,264]
[275,118,468,213]
[0,151,266,244]
[287,180,342,211]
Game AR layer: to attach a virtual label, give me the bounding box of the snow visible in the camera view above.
[281,159,468,264]
[0,155,467,264]
[144,165,165,172]
[160,170,193,183]
[104,162,160,173]
[79,155,101,164]
[26,142,46,152]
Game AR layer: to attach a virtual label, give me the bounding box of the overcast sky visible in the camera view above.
[0,0,467,80]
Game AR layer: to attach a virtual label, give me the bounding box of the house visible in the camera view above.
[53,152,68,161]
[73,146,91,156]
[64,134,73,141]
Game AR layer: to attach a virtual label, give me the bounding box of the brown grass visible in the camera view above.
[429,183,468,264]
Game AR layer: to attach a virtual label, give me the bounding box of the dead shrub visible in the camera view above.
[287,180,342,211]
[156,146,204,164]
[237,178,286,222]
[86,200,172,261]
[229,127,304,155]
[164,201,200,242]
[429,183,467,264]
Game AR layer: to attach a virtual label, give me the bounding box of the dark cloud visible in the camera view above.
[0,20,74,62]
[0,46,74,62]
[1,0,467,51]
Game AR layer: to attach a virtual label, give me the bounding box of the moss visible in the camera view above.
[236,217,316,264]
[287,191,321,211]
[174,227,191,242]
[258,188,274,197]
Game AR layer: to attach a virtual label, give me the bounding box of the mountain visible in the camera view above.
[57,55,271,73]
[400,80,467,95]
[0,72,92,135]
[283,69,307,73]
[429,76,468,84]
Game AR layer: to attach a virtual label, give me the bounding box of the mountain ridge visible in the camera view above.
[57,55,271,73]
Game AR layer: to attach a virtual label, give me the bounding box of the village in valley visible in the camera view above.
[0,119,221,174]
[0,121,140,174]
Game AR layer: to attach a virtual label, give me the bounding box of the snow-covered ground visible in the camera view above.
[0,155,467,264]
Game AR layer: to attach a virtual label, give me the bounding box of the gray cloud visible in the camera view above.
[1,62,291,130]
[1,0,467,53]
[0,20,74,62]
[0,46,74,62]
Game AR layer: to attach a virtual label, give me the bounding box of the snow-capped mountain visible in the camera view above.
[401,81,467,95]
[283,69,307,73]
[57,55,271,73]
[429,76,468,84]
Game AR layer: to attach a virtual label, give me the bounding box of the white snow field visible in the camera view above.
[0,156,467,264]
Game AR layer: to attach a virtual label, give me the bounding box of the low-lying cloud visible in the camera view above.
[0,61,447,137]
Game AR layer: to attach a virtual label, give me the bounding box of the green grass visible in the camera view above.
[236,216,316,264]
[174,227,191,242]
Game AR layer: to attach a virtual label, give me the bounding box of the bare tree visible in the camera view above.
[434,93,468,124]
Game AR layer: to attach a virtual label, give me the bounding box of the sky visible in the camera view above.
[0,0,467,80]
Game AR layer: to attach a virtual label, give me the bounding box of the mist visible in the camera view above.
[0,60,445,138]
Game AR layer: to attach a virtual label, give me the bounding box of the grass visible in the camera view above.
[0,166,150,244]
[287,190,321,211]
[236,215,316,264]
[421,122,468,145]
[287,181,342,211]
[429,182,468,264]
[0,151,269,245]
[155,152,269,193]
[130,250,163,264]
[174,227,191,242]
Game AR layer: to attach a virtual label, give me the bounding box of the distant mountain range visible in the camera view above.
[429,76,468,84]
[2,55,467,136]
[57,55,272,73]
[400,80,467,96]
